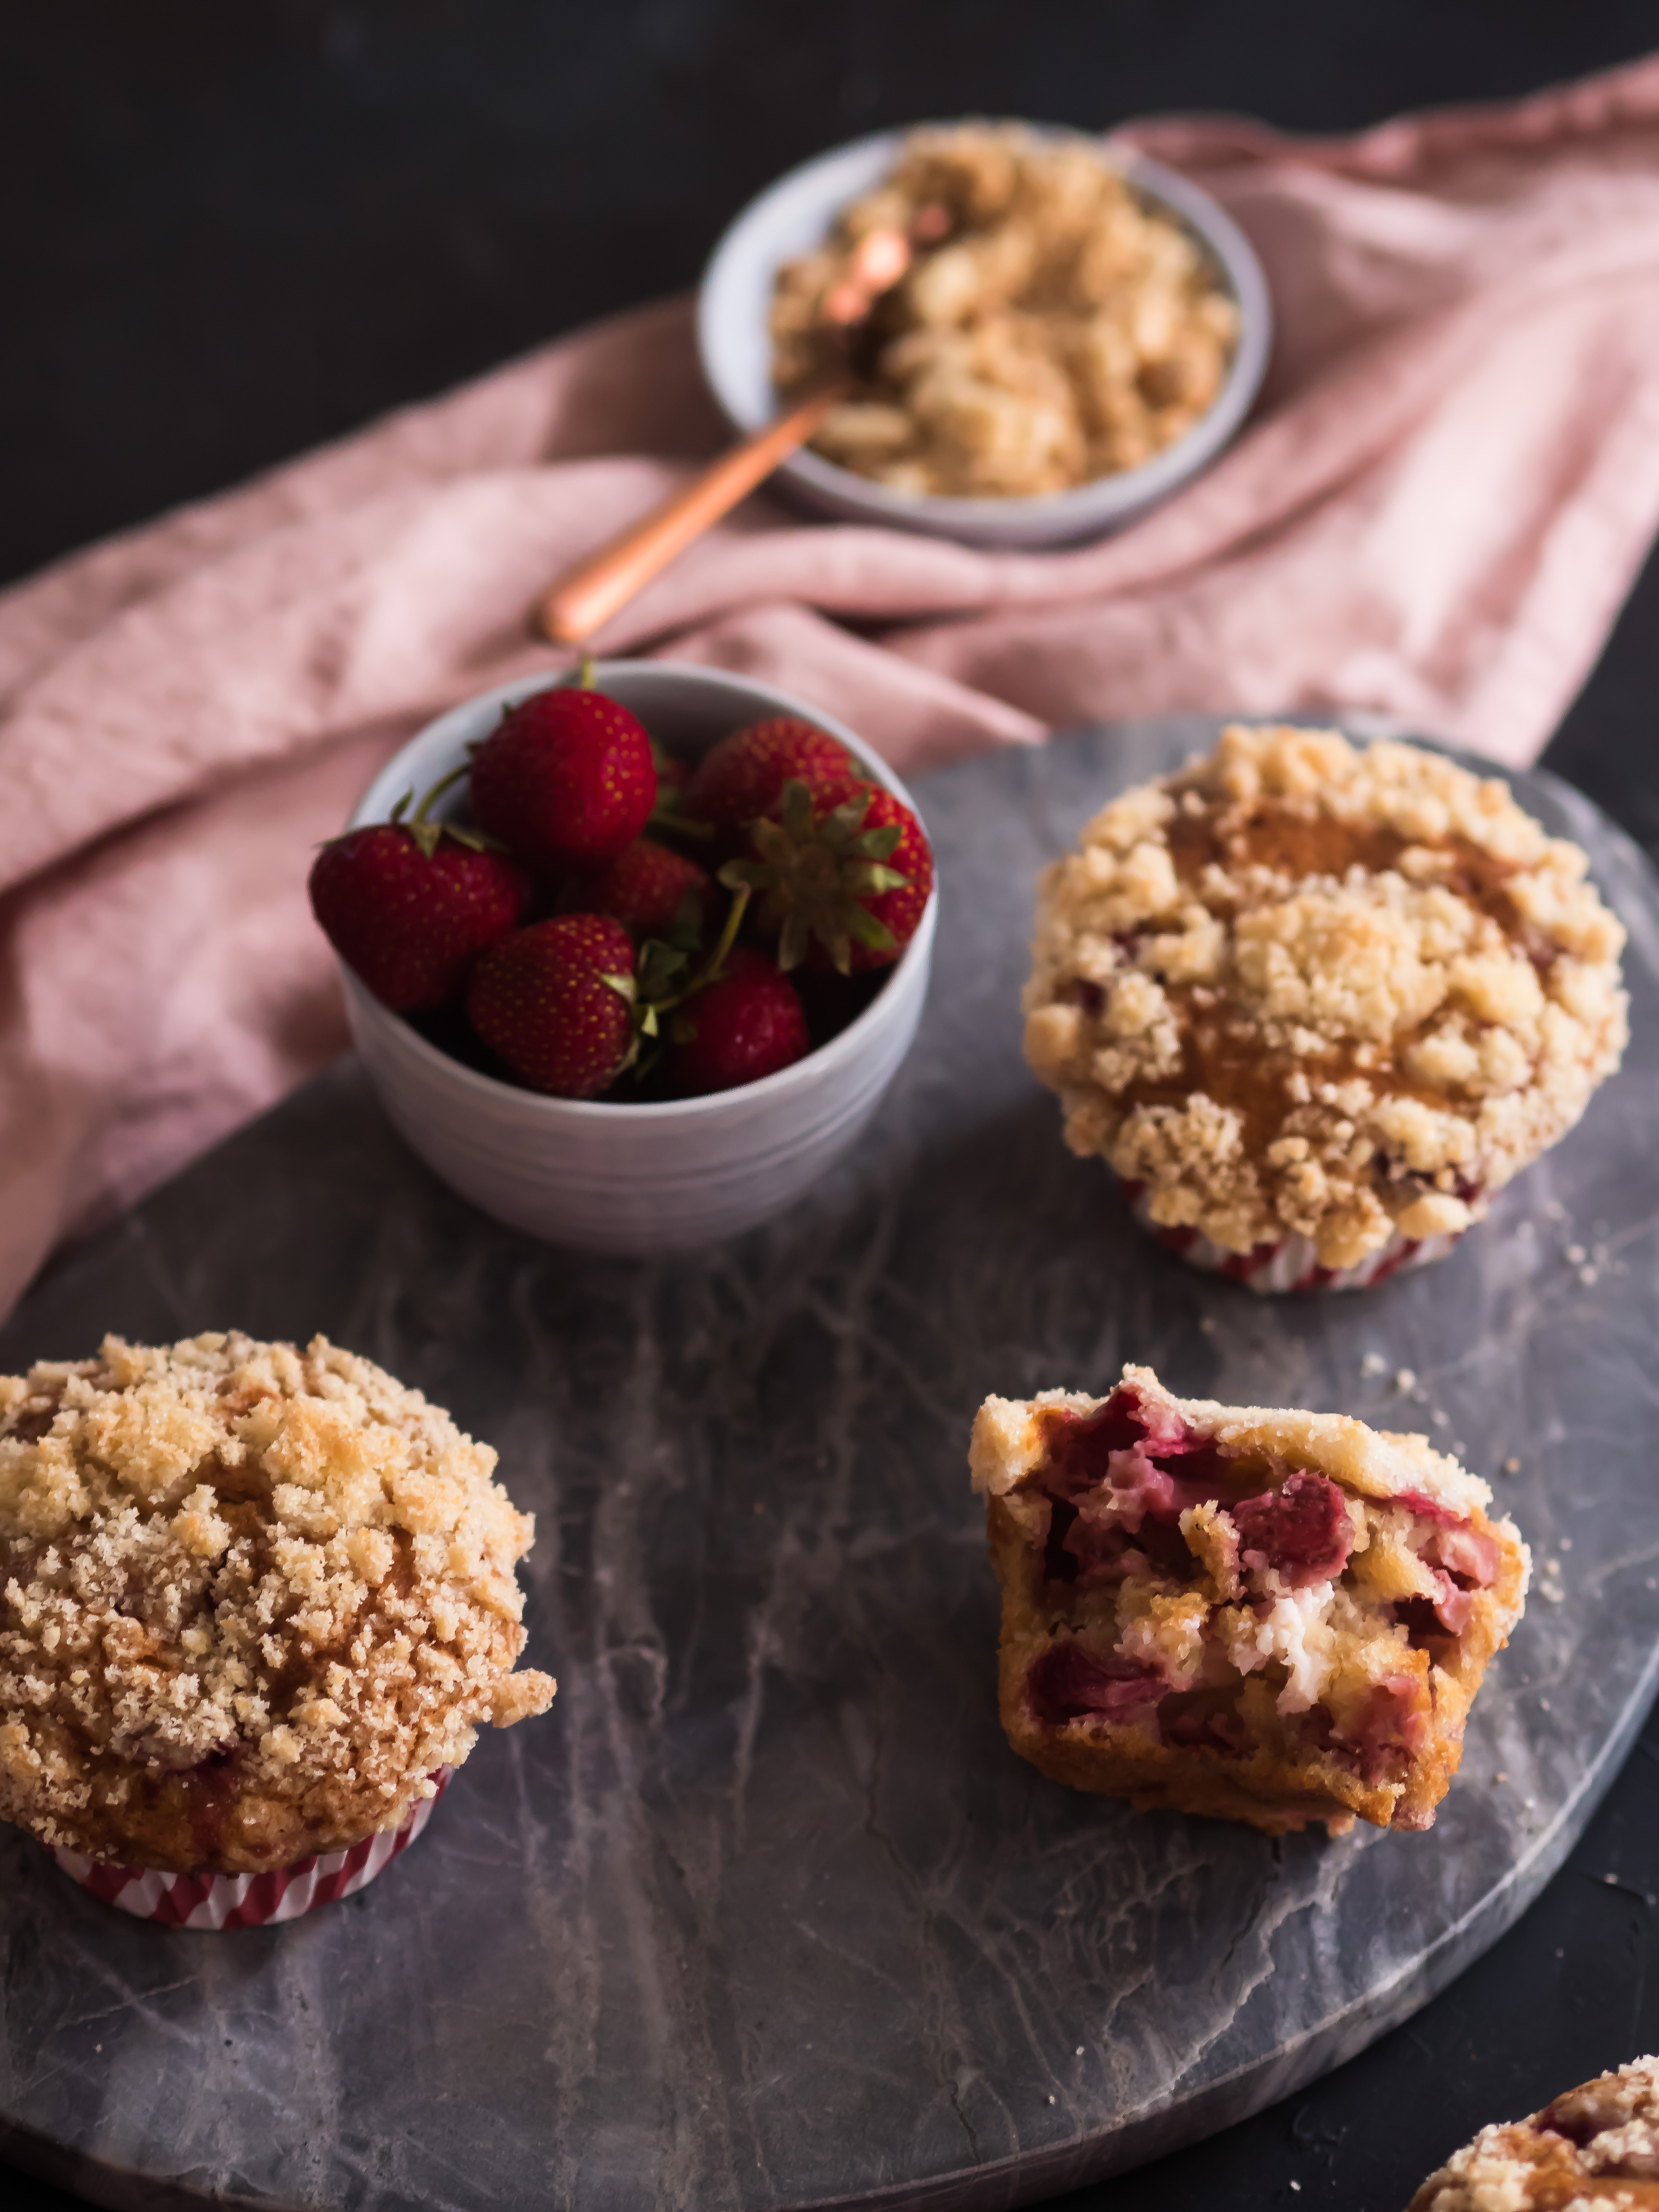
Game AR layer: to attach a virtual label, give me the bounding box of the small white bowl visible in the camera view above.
[339,661,938,1255]
[697,121,1272,550]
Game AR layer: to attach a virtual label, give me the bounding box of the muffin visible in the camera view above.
[0,1332,553,1900]
[1407,2056,1659,2212]
[971,1363,1528,1834]
[1022,724,1628,1290]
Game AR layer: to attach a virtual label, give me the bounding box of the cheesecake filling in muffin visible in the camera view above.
[1023,724,1628,1271]
[0,1332,554,1875]
[972,1364,1528,1834]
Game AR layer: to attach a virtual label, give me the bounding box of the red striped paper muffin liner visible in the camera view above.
[48,1768,451,1929]
[1119,1179,1465,1294]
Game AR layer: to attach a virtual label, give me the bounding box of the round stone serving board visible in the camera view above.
[2,717,1658,2212]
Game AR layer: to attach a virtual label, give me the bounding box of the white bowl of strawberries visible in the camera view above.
[311,660,938,1254]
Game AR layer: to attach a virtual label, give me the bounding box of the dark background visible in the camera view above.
[4,5,1659,2208]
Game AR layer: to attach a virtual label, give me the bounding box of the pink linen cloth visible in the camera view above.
[7,55,1659,1322]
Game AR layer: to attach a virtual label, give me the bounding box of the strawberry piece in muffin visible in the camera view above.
[970,1362,1528,1835]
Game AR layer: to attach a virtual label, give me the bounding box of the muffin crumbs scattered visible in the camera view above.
[1023,724,1628,1267]
[772,122,1238,499]
[0,1332,554,1873]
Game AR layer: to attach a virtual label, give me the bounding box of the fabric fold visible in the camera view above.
[5,52,1659,1319]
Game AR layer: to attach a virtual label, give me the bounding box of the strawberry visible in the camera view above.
[680,718,856,833]
[470,681,655,871]
[466,915,637,1098]
[308,780,528,1013]
[670,946,810,1096]
[563,839,711,942]
[723,778,934,974]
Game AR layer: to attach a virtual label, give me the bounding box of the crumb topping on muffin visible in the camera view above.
[1023,725,1628,1268]
[0,1332,554,1873]
[1409,2056,1659,2212]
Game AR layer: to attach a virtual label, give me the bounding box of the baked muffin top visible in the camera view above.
[1023,724,1628,1268]
[1409,2056,1659,2212]
[0,1332,554,1874]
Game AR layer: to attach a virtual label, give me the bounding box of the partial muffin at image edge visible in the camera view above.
[1022,722,1629,1290]
[1407,2054,1659,2212]
[0,1332,554,1877]
[972,1363,1528,1835]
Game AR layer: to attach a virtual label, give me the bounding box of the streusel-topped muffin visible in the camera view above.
[1407,2056,1659,2212]
[972,1364,1528,1834]
[0,1332,553,1874]
[1023,725,1628,1283]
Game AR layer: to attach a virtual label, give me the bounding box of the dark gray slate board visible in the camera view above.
[2,718,1658,2212]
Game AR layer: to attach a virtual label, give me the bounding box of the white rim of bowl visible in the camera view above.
[341,660,939,1124]
[697,121,1274,529]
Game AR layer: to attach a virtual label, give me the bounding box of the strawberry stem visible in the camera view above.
[703,882,750,983]
[626,882,751,1038]
[646,797,714,843]
[662,886,751,1011]
[392,761,505,859]
[411,763,470,823]
[717,776,909,974]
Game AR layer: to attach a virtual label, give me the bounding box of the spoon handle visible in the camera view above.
[536,382,848,646]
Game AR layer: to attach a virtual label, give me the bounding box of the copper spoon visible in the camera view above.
[534,225,919,648]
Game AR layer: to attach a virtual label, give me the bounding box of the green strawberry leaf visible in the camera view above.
[719,858,770,891]
[824,789,874,833]
[778,912,811,973]
[440,823,496,854]
[647,784,714,843]
[845,863,910,896]
[636,939,690,1002]
[601,970,637,1006]
[845,907,898,952]
[778,778,818,842]
[667,892,706,951]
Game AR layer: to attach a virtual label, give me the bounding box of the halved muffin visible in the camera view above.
[1408,2056,1659,2212]
[971,1363,1528,1834]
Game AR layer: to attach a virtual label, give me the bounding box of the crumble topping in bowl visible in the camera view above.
[1408,2055,1659,2212]
[1023,724,1628,1272]
[972,1363,1529,1834]
[771,122,1239,499]
[0,1332,554,1874]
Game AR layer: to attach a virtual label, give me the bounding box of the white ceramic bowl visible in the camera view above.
[697,122,1272,549]
[340,661,938,1255]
